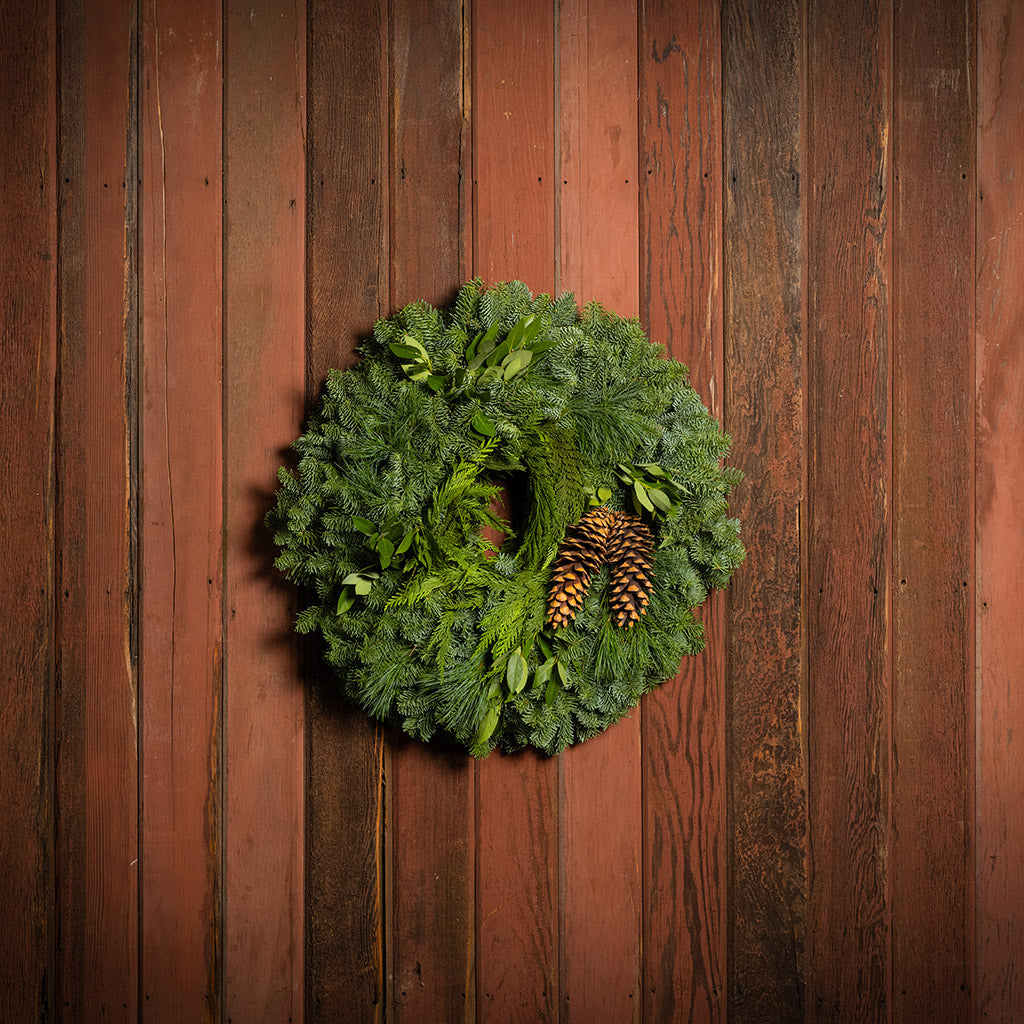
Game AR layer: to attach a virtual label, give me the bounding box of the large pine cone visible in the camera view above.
[546,506,617,630]
[605,512,655,628]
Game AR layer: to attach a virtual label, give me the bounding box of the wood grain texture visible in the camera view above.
[558,0,639,311]
[639,2,726,1021]
[139,0,224,1018]
[55,0,139,1019]
[390,745,474,1023]
[305,0,387,1019]
[721,0,807,1020]
[0,0,57,1019]
[388,3,475,1021]
[976,3,1024,1021]
[805,2,892,1021]
[390,0,469,310]
[223,0,306,1020]
[472,1,559,1020]
[891,2,975,1021]
[558,1,642,1020]
[472,0,556,290]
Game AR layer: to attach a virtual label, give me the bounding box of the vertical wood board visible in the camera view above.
[388,2,475,1022]
[558,0,640,311]
[0,0,57,1018]
[472,0,556,290]
[472,1,559,1019]
[891,2,975,1020]
[976,3,1024,1021]
[804,2,893,1021]
[721,0,808,1020]
[55,0,139,1019]
[139,1,224,1017]
[304,0,388,1019]
[639,0,727,1017]
[223,0,306,1019]
[557,1,642,1020]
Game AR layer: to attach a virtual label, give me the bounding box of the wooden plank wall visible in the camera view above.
[2,1,1024,1022]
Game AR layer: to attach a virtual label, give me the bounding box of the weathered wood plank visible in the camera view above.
[721,0,807,1020]
[472,0,556,290]
[0,0,57,1019]
[390,0,468,311]
[139,1,224,1018]
[558,0,639,310]
[639,2,726,1021]
[976,3,1024,1021]
[472,1,559,1020]
[305,0,387,1019]
[891,2,975,1021]
[55,0,139,1020]
[805,2,892,1021]
[388,2,474,1021]
[223,0,306,1020]
[558,1,642,1019]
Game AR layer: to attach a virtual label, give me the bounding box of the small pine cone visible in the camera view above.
[605,512,655,628]
[546,506,617,630]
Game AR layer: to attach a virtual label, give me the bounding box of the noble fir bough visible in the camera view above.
[267,279,744,756]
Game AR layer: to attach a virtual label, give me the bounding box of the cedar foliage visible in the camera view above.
[268,279,744,756]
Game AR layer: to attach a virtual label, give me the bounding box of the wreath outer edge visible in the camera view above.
[268,278,745,756]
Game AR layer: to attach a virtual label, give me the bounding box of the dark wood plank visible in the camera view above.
[805,2,892,1021]
[390,0,468,310]
[305,0,388,1019]
[139,1,224,1018]
[557,1,642,1019]
[223,0,306,1020]
[639,2,727,1021]
[387,2,475,1022]
[55,0,139,1020]
[976,3,1024,1021]
[0,0,57,1019]
[720,1,807,1020]
[891,2,974,1021]
[472,1,559,1020]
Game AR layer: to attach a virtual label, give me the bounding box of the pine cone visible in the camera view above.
[546,506,617,630]
[605,512,655,628]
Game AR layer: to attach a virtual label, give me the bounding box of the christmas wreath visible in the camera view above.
[268,279,743,756]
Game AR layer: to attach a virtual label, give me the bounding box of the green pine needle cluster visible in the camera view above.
[268,279,744,756]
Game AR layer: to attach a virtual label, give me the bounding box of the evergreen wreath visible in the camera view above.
[268,279,744,756]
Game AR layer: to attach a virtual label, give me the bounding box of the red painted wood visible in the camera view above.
[305,1,388,1019]
[892,2,975,1020]
[388,2,475,1021]
[558,0,639,311]
[390,0,469,310]
[55,1,139,1020]
[223,0,306,1020]
[639,2,727,1021]
[977,3,1024,1021]
[472,0,556,291]
[558,1,642,1019]
[472,1,559,1020]
[720,1,807,1020]
[139,1,224,1018]
[805,2,893,1021]
[0,0,57,1018]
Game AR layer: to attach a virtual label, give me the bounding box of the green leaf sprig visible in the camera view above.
[614,462,685,517]
[337,516,429,613]
[389,334,446,392]
[461,312,558,387]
